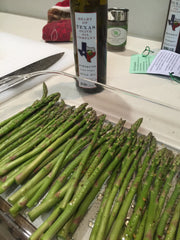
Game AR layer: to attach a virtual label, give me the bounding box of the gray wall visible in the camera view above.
[0,0,169,41]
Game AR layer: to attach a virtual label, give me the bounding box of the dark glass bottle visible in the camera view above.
[175,32,180,53]
[70,0,107,93]
[162,0,180,53]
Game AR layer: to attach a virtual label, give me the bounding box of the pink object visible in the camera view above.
[42,19,72,42]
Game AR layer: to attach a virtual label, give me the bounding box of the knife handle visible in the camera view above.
[0,72,42,93]
[0,70,65,93]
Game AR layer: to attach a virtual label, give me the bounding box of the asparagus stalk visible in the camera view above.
[26,112,96,208]
[31,134,107,220]
[155,181,180,239]
[105,134,154,237]
[0,155,37,193]
[59,115,105,210]
[28,143,93,222]
[57,122,114,240]
[157,153,179,214]
[40,119,142,240]
[0,128,39,159]
[122,147,163,240]
[0,92,60,137]
[41,82,48,99]
[8,157,57,204]
[15,115,88,185]
[0,107,74,173]
[164,200,180,240]
[89,168,119,240]
[36,133,124,240]
[0,102,62,154]
[28,180,72,222]
[12,106,86,184]
[143,149,174,240]
[0,99,64,147]
[74,121,125,197]
[135,210,148,240]
[9,181,43,217]
[176,220,180,240]
[94,134,151,240]
[107,135,156,240]
[41,147,88,204]
[68,133,126,236]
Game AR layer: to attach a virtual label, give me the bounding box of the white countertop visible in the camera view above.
[0,12,180,150]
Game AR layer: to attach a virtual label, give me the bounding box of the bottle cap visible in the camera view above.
[108,8,129,22]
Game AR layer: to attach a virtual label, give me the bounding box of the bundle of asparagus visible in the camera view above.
[0,83,179,240]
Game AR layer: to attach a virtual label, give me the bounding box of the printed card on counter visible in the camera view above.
[129,54,155,74]
[147,50,180,77]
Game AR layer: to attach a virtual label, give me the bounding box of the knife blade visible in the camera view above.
[0,52,64,81]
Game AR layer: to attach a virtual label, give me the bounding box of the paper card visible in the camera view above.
[129,54,156,74]
[147,50,180,77]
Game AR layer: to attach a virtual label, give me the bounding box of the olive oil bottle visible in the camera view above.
[162,0,180,53]
[70,0,107,92]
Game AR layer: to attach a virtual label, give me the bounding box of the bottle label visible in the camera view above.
[107,26,127,46]
[162,0,180,52]
[75,12,97,88]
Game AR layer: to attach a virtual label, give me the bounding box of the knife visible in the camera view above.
[0,52,64,83]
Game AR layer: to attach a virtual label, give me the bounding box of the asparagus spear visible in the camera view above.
[8,157,57,204]
[107,135,156,240]
[0,98,64,146]
[28,180,72,222]
[155,181,180,239]
[31,130,124,240]
[0,105,87,178]
[143,149,174,240]
[164,200,180,240]
[41,82,48,99]
[59,115,105,210]
[0,155,38,193]
[0,128,39,159]
[29,127,97,215]
[176,219,180,240]
[135,210,148,240]
[89,168,119,240]
[9,180,43,217]
[39,119,141,240]
[122,147,163,240]
[74,121,125,197]
[40,147,89,204]
[15,114,88,184]
[0,102,62,155]
[157,153,179,214]
[0,92,60,137]
[31,131,108,217]
[30,118,107,239]
[94,134,152,240]
[57,121,112,240]
[0,107,74,171]
[26,112,96,208]
[105,134,154,237]
[68,132,126,236]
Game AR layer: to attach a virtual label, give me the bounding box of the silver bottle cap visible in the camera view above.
[108,8,129,22]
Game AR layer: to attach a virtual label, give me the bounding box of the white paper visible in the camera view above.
[0,32,74,103]
[0,32,74,78]
[147,50,180,77]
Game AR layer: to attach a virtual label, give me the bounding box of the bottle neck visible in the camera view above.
[100,0,107,5]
